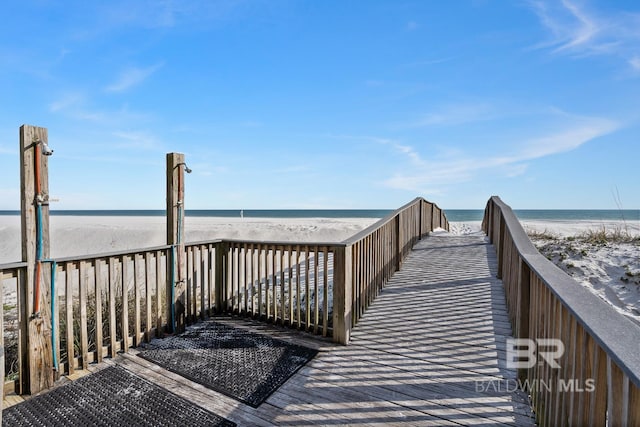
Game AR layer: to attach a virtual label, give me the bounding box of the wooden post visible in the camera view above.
[332,245,352,344]
[395,215,401,271]
[497,215,505,279]
[517,259,531,383]
[214,242,226,313]
[166,153,187,333]
[1,272,4,423]
[431,203,437,231]
[19,124,54,394]
[418,199,423,239]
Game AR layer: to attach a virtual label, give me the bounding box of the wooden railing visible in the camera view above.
[0,262,25,418]
[483,196,640,426]
[1,196,448,400]
[338,197,449,343]
[209,241,337,336]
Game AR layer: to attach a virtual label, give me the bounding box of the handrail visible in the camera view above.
[483,196,640,426]
[343,196,448,244]
[51,244,173,263]
[0,261,28,270]
[1,196,448,397]
[333,197,449,343]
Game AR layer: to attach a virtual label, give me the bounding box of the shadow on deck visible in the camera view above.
[3,233,536,426]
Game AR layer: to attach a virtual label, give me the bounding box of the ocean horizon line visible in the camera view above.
[1,209,639,222]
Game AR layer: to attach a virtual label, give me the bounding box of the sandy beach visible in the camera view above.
[0,216,379,264]
[1,216,638,325]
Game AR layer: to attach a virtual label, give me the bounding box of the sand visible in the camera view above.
[1,216,638,325]
[0,216,379,263]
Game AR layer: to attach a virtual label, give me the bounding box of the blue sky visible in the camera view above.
[1,0,639,210]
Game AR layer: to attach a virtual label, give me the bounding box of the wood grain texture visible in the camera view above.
[82,234,533,426]
[19,125,54,393]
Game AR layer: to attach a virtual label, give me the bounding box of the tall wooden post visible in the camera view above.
[19,125,54,394]
[1,273,4,423]
[166,153,187,333]
[332,245,352,344]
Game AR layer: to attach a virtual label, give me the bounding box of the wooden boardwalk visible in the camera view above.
[4,233,536,426]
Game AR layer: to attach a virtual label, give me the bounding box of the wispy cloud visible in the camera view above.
[112,130,162,150]
[406,103,499,128]
[382,113,620,194]
[105,62,164,93]
[49,93,151,125]
[49,93,85,112]
[400,57,454,69]
[528,0,640,70]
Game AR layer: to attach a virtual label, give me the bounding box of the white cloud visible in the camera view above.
[406,21,419,31]
[382,114,620,193]
[409,103,498,127]
[105,62,164,93]
[49,95,151,125]
[49,93,84,112]
[630,56,640,71]
[0,142,15,154]
[519,118,618,159]
[112,130,162,150]
[528,0,640,70]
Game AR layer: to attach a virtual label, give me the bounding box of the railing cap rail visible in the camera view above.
[343,197,444,244]
[487,195,640,387]
[222,239,346,248]
[52,244,173,263]
[0,261,28,271]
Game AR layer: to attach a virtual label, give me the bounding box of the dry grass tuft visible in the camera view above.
[526,228,559,240]
[576,225,639,245]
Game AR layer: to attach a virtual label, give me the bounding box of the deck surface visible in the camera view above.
[4,233,536,426]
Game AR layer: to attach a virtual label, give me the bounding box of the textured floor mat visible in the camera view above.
[138,321,318,407]
[2,365,235,427]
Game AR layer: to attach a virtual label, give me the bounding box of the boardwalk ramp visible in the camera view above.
[3,231,536,426]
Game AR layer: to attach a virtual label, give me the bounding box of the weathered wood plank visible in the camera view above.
[94,259,105,364]
[14,232,536,426]
[108,257,117,358]
[78,261,89,370]
[19,124,54,393]
[65,262,74,376]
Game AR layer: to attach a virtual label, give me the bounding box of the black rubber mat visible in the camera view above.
[2,365,235,427]
[138,321,318,407]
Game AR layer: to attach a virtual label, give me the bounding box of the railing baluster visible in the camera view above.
[78,261,89,370]
[322,247,329,337]
[121,256,130,353]
[64,262,74,374]
[483,196,640,425]
[133,255,141,346]
[144,252,152,342]
[4,197,453,394]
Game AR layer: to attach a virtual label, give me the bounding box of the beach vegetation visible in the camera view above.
[526,229,558,240]
[576,225,637,245]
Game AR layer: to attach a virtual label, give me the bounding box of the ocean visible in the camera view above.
[1,209,638,222]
